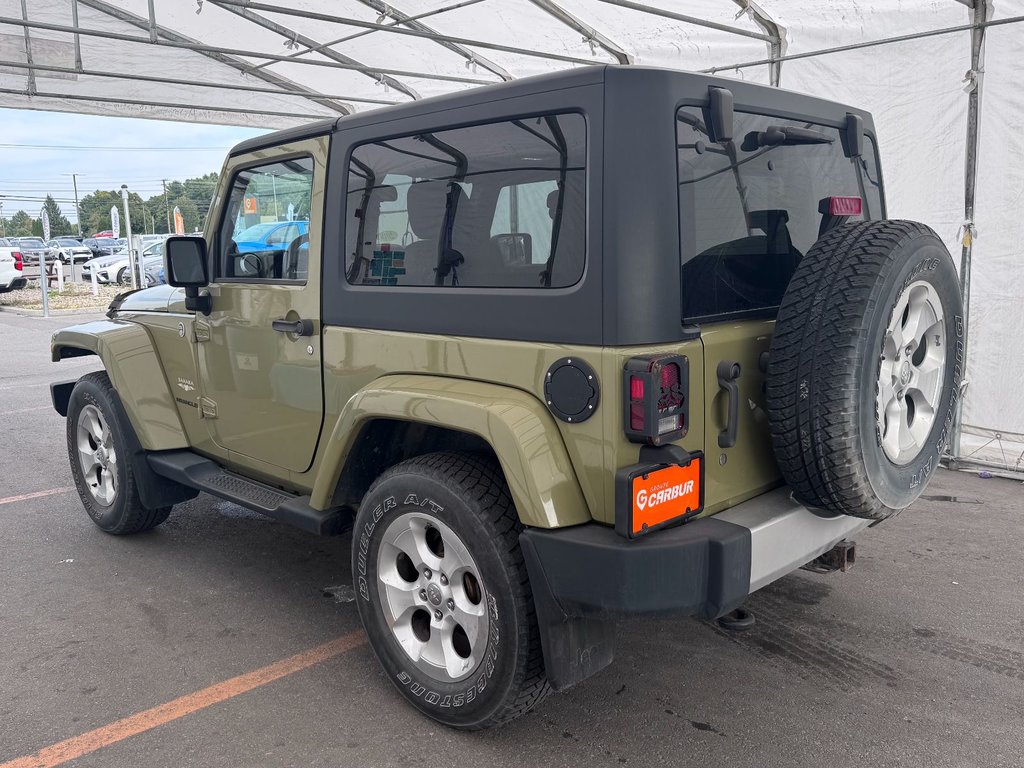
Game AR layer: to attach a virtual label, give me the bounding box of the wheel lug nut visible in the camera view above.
[446,598,455,610]
[419,589,427,601]
[434,610,443,621]
[423,569,432,579]
[439,574,448,586]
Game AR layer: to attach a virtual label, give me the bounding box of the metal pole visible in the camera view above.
[63,173,83,236]
[39,253,48,317]
[120,185,137,290]
[951,0,990,460]
[162,179,171,233]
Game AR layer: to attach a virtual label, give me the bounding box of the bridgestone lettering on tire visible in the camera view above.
[352,452,549,729]
[767,220,964,520]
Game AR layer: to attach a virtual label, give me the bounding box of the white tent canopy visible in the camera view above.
[2,0,1022,471]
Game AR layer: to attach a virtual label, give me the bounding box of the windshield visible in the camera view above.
[677,107,883,323]
[19,238,45,247]
[57,239,82,246]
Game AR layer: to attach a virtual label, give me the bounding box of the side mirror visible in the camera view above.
[707,86,734,143]
[165,236,211,315]
[492,233,533,266]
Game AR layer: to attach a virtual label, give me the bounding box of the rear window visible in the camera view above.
[344,112,586,288]
[677,107,883,323]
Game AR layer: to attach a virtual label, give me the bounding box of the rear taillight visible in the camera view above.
[13,251,23,271]
[623,354,688,445]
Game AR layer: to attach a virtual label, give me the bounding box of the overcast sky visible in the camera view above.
[0,108,267,228]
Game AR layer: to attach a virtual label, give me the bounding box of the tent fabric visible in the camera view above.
[1,0,1022,469]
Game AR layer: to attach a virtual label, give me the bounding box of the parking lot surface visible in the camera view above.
[2,310,1022,767]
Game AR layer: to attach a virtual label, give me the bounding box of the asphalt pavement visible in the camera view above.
[1,309,1022,767]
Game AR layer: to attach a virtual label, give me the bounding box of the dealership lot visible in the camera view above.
[1,310,1022,768]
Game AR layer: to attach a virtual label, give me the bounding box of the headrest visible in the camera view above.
[407,180,465,239]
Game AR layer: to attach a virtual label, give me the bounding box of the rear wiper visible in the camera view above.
[742,126,834,151]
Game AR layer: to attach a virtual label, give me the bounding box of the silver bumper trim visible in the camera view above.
[717,487,871,593]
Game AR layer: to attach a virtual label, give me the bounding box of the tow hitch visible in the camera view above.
[801,539,856,574]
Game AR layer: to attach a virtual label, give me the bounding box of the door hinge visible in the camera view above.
[199,396,217,419]
[194,319,211,343]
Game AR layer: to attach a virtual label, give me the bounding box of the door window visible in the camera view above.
[219,156,314,282]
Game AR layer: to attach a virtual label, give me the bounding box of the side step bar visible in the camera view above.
[148,450,349,536]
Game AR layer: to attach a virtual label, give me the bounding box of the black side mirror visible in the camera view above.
[165,236,212,315]
[707,86,734,143]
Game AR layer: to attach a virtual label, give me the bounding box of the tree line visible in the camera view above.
[0,173,218,238]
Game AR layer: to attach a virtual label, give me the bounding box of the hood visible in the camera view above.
[111,284,183,313]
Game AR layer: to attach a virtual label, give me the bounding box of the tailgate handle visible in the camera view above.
[272,318,314,336]
[716,361,741,449]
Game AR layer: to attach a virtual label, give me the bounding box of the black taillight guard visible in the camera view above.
[622,354,689,445]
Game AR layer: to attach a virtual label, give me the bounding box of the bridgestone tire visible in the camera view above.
[352,452,549,729]
[767,220,964,520]
[66,371,171,534]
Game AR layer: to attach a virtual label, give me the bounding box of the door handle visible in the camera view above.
[272,318,314,336]
[717,360,741,449]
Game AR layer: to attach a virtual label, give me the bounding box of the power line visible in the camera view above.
[0,143,233,151]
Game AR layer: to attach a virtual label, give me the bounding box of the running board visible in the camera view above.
[148,451,349,536]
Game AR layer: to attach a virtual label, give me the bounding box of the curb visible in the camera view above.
[0,304,108,317]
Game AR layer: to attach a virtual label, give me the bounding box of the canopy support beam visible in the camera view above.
[593,0,772,43]
[733,0,786,86]
[0,59,402,106]
[208,1,421,101]
[951,0,992,460]
[18,0,34,95]
[209,0,602,66]
[76,0,353,115]
[70,0,83,71]
[526,0,633,64]
[356,0,513,81]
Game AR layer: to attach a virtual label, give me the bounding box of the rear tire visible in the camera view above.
[67,371,171,534]
[352,452,549,729]
[767,220,964,520]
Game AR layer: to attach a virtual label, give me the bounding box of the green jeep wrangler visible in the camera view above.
[51,66,963,730]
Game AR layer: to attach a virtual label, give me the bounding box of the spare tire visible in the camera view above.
[767,220,964,520]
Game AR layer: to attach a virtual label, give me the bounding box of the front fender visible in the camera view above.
[311,375,591,529]
[51,320,189,451]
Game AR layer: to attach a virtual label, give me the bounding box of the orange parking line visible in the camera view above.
[0,488,74,506]
[0,630,366,768]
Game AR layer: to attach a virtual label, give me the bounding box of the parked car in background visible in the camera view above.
[46,238,93,264]
[83,240,167,285]
[11,237,49,265]
[83,237,120,258]
[93,230,114,239]
[0,237,27,292]
[232,220,309,254]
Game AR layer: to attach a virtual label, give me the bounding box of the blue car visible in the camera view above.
[232,220,308,253]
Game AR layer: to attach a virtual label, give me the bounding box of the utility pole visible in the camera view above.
[61,173,84,236]
[0,202,5,237]
[162,179,171,233]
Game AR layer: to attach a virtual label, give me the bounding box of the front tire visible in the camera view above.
[353,452,549,729]
[66,371,171,534]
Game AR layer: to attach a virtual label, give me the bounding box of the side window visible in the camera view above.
[344,113,586,288]
[219,156,313,282]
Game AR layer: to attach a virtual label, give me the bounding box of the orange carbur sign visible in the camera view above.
[629,459,702,536]
[243,196,259,215]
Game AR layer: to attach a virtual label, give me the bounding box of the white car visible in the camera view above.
[0,237,28,292]
[46,238,93,264]
[83,240,166,285]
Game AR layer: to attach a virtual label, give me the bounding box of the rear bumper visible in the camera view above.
[520,487,870,689]
[522,486,868,620]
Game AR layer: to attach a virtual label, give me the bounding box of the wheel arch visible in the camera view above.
[52,320,189,451]
[312,375,591,529]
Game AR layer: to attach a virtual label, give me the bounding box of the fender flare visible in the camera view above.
[51,319,189,451]
[311,374,591,529]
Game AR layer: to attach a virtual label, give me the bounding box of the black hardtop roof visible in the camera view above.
[228,64,869,156]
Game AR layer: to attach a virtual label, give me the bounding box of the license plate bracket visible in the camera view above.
[614,451,704,539]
